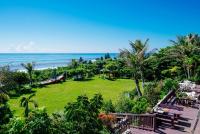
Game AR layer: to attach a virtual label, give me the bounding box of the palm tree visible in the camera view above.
[169,34,200,78]
[20,94,38,117]
[21,62,35,85]
[130,39,149,89]
[120,39,149,96]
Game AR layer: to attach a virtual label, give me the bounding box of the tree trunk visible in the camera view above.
[187,67,190,79]
[140,71,145,90]
[29,72,32,85]
[25,103,29,117]
[139,66,145,90]
[134,79,142,96]
[183,66,187,79]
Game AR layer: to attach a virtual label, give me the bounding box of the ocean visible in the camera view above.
[0,53,118,70]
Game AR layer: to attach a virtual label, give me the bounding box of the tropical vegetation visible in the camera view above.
[0,33,200,133]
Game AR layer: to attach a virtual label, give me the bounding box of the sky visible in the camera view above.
[0,0,200,53]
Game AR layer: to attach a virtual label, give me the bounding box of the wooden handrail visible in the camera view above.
[110,113,156,117]
[110,113,156,131]
[153,90,175,112]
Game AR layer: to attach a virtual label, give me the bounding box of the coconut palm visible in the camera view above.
[20,94,38,117]
[21,62,35,85]
[120,39,149,96]
[130,39,149,89]
[169,34,200,78]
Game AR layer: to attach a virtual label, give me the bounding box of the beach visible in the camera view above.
[0,53,118,70]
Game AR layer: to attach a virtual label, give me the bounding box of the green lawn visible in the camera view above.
[9,77,135,116]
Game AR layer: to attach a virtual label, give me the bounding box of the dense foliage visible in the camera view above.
[0,33,200,133]
[0,92,12,126]
[2,94,104,134]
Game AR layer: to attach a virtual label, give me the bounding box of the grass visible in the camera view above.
[9,76,135,116]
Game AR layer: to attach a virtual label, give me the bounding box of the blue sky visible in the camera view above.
[0,0,200,53]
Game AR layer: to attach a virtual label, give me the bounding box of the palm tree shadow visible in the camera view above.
[75,78,94,82]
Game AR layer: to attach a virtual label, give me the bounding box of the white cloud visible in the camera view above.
[9,41,37,52]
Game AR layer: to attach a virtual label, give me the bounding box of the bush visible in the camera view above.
[160,78,178,99]
[115,95,133,113]
[4,117,25,134]
[0,92,13,126]
[131,97,149,114]
[102,100,115,114]
[0,104,13,126]
[189,76,200,84]
[25,107,52,134]
[98,113,116,133]
[124,90,138,99]
[144,82,160,107]
[64,94,104,134]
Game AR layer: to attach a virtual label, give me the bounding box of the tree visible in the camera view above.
[0,91,12,126]
[20,94,38,117]
[13,72,29,88]
[104,61,118,79]
[64,94,104,134]
[21,62,35,85]
[0,66,29,95]
[129,39,149,89]
[25,107,52,134]
[120,39,149,96]
[79,57,84,63]
[70,59,78,68]
[0,66,18,93]
[104,53,111,59]
[95,59,105,74]
[4,108,52,134]
[70,67,86,80]
[169,34,200,79]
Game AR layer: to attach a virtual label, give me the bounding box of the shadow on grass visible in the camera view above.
[73,78,94,82]
[10,90,36,99]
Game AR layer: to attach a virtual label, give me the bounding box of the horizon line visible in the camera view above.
[0,52,119,54]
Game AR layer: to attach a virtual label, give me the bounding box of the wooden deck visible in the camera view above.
[124,105,199,134]
[122,85,200,134]
[156,104,199,134]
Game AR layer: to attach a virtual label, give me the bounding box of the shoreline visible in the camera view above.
[0,53,117,71]
[16,59,97,72]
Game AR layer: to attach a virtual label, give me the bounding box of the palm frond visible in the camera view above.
[29,100,38,108]
[20,97,27,107]
[28,94,35,100]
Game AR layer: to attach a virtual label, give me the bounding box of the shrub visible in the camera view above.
[0,104,13,126]
[102,100,115,114]
[25,107,52,134]
[0,92,13,126]
[4,117,25,134]
[144,82,160,107]
[115,95,134,113]
[98,113,116,133]
[160,78,178,99]
[131,97,149,114]
[64,94,104,134]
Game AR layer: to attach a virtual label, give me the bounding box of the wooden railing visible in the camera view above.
[153,90,175,112]
[129,114,156,131]
[110,113,156,132]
